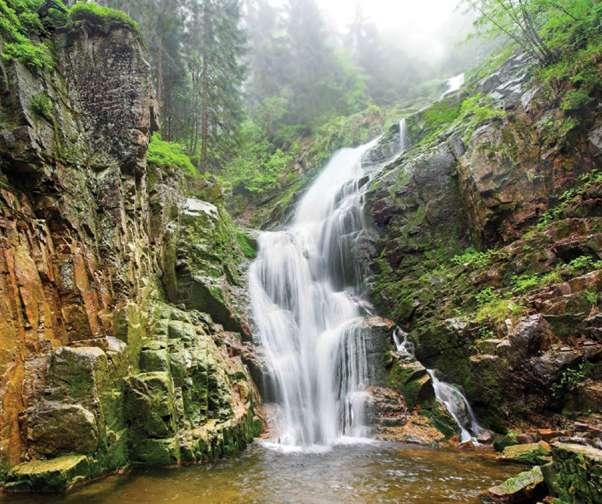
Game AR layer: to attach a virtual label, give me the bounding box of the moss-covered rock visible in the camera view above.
[498,441,552,465]
[481,465,546,503]
[5,455,91,493]
[543,443,602,504]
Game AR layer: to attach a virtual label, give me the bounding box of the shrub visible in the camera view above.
[475,287,524,322]
[30,92,53,121]
[147,134,196,177]
[2,40,53,71]
[70,2,139,32]
[561,89,592,112]
[451,247,494,269]
[551,362,592,400]
[511,270,561,294]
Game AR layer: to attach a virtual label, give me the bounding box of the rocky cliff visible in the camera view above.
[364,52,601,439]
[0,14,260,492]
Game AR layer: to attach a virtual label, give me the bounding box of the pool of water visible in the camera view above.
[2,442,515,504]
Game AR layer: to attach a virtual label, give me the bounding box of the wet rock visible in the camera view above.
[358,316,395,385]
[498,441,552,465]
[366,386,407,430]
[5,455,91,493]
[387,358,434,409]
[481,466,546,504]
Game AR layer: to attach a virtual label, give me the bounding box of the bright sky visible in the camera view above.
[320,0,472,62]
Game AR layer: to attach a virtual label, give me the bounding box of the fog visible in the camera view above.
[321,0,475,65]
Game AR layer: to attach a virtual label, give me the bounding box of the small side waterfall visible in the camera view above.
[393,327,486,444]
[427,370,487,444]
[441,72,465,98]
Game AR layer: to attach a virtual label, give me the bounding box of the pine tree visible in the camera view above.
[186,0,246,171]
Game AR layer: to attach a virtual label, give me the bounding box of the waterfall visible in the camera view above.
[394,328,486,444]
[249,115,485,450]
[441,72,465,98]
[427,370,486,444]
[249,140,383,450]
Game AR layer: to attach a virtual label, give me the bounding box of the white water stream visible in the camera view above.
[249,139,381,450]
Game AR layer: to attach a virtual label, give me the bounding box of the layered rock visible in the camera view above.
[0,15,260,492]
[364,50,602,433]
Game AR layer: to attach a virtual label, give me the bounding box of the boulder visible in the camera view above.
[543,443,602,504]
[125,372,177,439]
[498,441,552,465]
[5,455,91,493]
[481,466,546,503]
[23,402,99,457]
[388,358,434,409]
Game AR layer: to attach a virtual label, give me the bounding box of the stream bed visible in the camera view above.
[2,442,515,504]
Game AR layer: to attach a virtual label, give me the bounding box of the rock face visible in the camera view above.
[364,50,602,432]
[0,17,259,491]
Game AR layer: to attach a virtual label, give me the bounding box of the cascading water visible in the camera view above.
[250,118,486,449]
[249,136,390,450]
[393,328,487,444]
[427,370,487,444]
[441,72,465,98]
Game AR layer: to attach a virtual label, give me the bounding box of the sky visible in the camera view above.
[320,0,474,63]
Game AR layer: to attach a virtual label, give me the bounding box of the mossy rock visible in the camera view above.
[481,466,546,503]
[5,455,91,493]
[125,372,177,438]
[498,441,552,465]
[387,359,434,409]
[130,437,181,466]
[543,443,602,504]
[493,431,520,452]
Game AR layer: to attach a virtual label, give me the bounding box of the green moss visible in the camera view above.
[492,466,544,496]
[147,133,197,177]
[30,92,53,121]
[459,93,506,142]
[501,442,552,465]
[6,454,91,493]
[235,229,257,259]
[0,0,55,72]
[69,2,139,32]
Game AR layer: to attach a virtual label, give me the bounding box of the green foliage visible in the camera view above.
[560,89,592,112]
[583,289,599,306]
[511,270,561,293]
[451,247,495,269]
[537,170,602,228]
[567,255,602,274]
[30,92,53,121]
[147,134,196,177]
[475,288,524,322]
[552,362,593,400]
[70,2,139,31]
[220,120,296,195]
[0,0,54,72]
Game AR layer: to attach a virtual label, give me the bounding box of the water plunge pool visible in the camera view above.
[3,442,515,504]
